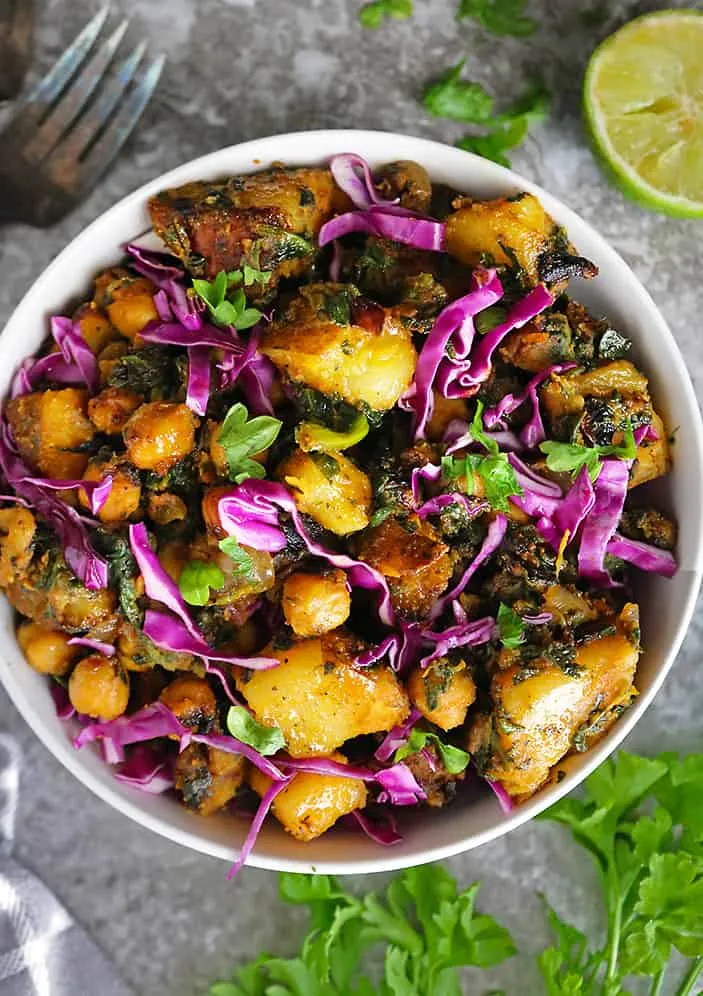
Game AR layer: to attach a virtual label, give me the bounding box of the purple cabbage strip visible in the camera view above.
[15,474,113,516]
[50,317,99,394]
[218,324,277,417]
[578,458,630,586]
[319,209,446,254]
[443,417,523,455]
[507,453,562,521]
[537,465,595,551]
[483,363,576,449]
[140,320,241,352]
[11,352,84,398]
[329,240,343,282]
[429,514,508,621]
[420,615,498,668]
[186,345,211,416]
[329,153,398,209]
[143,610,279,670]
[277,756,376,781]
[376,763,427,806]
[113,744,174,795]
[375,708,423,762]
[125,243,202,332]
[410,462,441,506]
[355,620,424,674]
[522,612,553,625]
[606,533,677,578]
[226,776,294,879]
[218,481,395,625]
[417,493,488,520]
[128,522,202,639]
[486,778,514,814]
[191,732,287,782]
[50,682,75,720]
[74,702,188,763]
[348,808,402,846]
[401,268,503,440]
[68,637,115,656]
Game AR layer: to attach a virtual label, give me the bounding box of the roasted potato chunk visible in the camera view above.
[408,658,476,731]
[68,654,130,720]
[250,754,367,841]
[0,506,36,588]
[261,283,416,411]
[74,303,119,355]
[282,569,351,637]
[357,516,452,619]
[468,605,639,799]
[93,268,158,341]
[88,387,142,434]
[237,630,410,757]
[124,402,198,474]
[278,447,372,536]
[6,388,94,478]
[148,167,347,294]
[174,742,246,816]
[17,621,80,676]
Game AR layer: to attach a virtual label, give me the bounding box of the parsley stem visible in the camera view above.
[649,967,666,996]
[675,957,703,996]
[602,870,623,992]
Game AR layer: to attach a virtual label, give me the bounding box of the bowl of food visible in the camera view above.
[0,130,700,874]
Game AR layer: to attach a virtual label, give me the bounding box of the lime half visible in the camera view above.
[584,9,703,218]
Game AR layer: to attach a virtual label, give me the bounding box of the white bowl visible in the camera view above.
[1,130,701,874]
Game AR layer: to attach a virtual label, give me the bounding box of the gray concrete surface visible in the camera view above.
[0,1,701,993]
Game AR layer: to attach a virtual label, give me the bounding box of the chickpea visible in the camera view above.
[73,303,118,355]
[159,676,217,733]
[68,655,130,720]
[124,402,198,474]
[17,621,79,677]
[88,387,143,434]
[282,570,351,638]
[80,459,141,524]
[94,268,159,341]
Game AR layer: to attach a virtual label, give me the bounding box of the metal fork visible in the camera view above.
[0,7,165,227]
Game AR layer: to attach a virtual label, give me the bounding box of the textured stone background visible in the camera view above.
[0,1,701,993]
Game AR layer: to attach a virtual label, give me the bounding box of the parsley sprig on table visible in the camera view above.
[359,0,413,28]
[456,0,536,37]
[210,750,703,996]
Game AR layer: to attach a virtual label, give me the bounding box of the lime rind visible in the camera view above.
[583,9,703,219]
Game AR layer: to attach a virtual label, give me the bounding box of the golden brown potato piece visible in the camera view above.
[6,388,95,478]
[0,506,36,588]
[260,283,417,411]
[468,604,639,799]
[88,387,143,434]
[408,658,476,731]
[357,516,452,620]
[17,621,80,676]
[124,402,198,474]
[250,753,367,842]
[80,457,141,524]
[68,654,130,720]
[175,742,246,816]
[74,303,119,355]
[237,630,410,757]
[159,676,218,733]
[499,311,574,373]
[277,448,372,536]
[446,193,562,284]
[148,167,348,291]
[282,569,351,637]
[93,268,158,342]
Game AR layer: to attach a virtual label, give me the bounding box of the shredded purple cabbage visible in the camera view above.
[218,481,395,625]
[185,345,211,416]
[348,808,402,845]
[420,615,498,668]
[429,514,507,621]
[50,682,75,720]
[68,637,115,656]
[14,474,113,516]
[537,465,595,551]
[190,732,287,782]
[486,777,514,814]
[355,620,424,674]
[578,458,630,586]
[74,702,187,763]
[375,763,427,805]
[375,708,422,762]
[606,533,677,578]
[226,776,294,879]
[319,209,446,253]
[443,417,523,455]
[49,317,99,394]
[143,609,279,670]
[484,363,576,449]
[114,745,174,795]
[329,153,398,210]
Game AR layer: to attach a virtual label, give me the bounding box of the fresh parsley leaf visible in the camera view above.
[422,59,494,122]
[218,402,282,483]
[497,602,525,649]
[394,728,471,774]
[178,559,225,606]
[477,453,523,511]
[540,419,636,482]
[456,0,537,37]
[217,537,257,581]
[193,272,263,329]
[359,0,412,29]
[226,706,285,755]
[242,263,271,286]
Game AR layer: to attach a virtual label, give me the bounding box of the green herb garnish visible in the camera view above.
[456,0,536,37]
[178,560,225,607]
[295,412,369,453]
[394,728,471,774]
[441,401,523,511]
[226,706,285,756]
[540,419,637,482]
[217,537,258,582]
[359,0,412,28]
[497,602,525,649]
[192,270,263,329]
[217,402,282,484]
